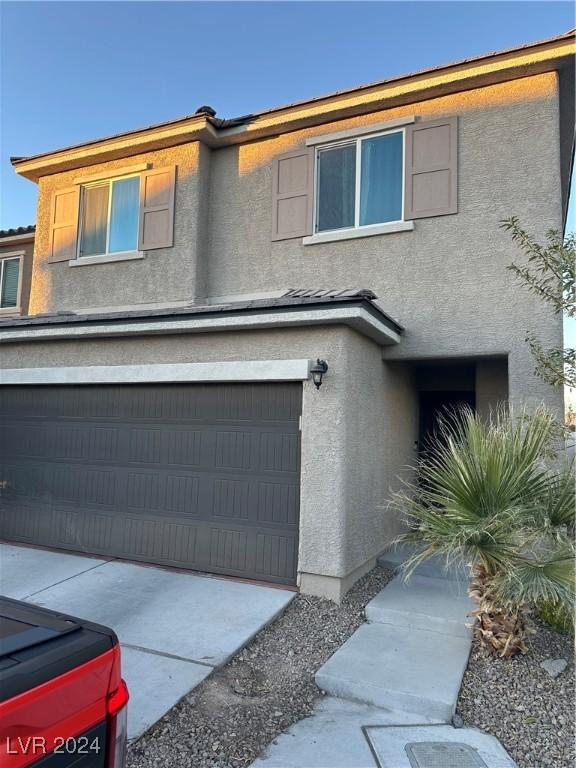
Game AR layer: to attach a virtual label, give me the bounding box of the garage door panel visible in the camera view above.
[255,532,298,580]
[54,509,116,552]
[257,481,299,525]
[212,477,250,521]
[125,470,204,517]
[127,426,204,466]
[0,383,301,584]
[259,432,300,473]
[1,501,45,542]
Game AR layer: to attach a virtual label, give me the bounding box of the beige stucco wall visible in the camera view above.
[2,69,566,596]
[204,72,563,416]
[24,72,564,418]
[29,142,207,316]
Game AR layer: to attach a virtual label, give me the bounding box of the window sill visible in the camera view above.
[303,221,414,246]
[0,307,21,316]
[68,252,145,267]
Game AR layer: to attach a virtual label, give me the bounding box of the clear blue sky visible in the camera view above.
[1,1,574,228]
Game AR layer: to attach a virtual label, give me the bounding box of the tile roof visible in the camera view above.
[283,289,377,299]
[0,225,35,238]
[0,289,403,334]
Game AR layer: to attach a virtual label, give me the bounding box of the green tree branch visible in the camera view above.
[501,217,575,388]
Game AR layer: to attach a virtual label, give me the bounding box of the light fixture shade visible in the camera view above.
[310,359,328,389]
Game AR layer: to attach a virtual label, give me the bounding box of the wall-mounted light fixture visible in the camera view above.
[310,359,328,390]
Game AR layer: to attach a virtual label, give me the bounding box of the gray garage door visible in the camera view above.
[0,383,301,585]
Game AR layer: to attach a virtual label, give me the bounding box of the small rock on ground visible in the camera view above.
[457,619,575,768]
[540,658,568,678]
[127,566,394,768]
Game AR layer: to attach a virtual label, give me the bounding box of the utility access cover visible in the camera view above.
[406,742,488,768]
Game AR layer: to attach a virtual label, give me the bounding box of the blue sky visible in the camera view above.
[1,1,574,227]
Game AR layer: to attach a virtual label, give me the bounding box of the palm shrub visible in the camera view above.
[393,405,575,657]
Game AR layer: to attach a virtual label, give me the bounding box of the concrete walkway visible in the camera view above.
[317,571,473,720]
[0,543,294,740]
[252,550,517,767]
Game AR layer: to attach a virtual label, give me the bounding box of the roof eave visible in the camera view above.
[12,33,575,183]
[0,296,403,348]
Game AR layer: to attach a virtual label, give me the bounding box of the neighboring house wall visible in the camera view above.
[0,237,34,316]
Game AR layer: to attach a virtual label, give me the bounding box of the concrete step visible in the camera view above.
[365,574,474,639]
[315,621,471,721]
[378,544,469,582]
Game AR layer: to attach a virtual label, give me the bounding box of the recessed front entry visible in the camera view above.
[0,382,301,584]
[418,389,476,454]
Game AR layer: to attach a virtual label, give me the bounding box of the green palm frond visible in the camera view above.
[538,463,576,529]
[415,406,554,518]
[393,405,575,605]
[494,542,575,610]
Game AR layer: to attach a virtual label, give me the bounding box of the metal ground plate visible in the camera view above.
[364,724,517,768]
[406,741,488,768]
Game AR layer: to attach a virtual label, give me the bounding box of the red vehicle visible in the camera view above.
[0,597,129,768]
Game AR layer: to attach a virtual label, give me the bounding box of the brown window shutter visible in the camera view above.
[271,149,313,241]
[48,186,80,263]
[138,166,176,250]
[404,117,458,220]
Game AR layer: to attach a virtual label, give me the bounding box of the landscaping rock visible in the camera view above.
[540,658,568,678]
[457,619,575,768]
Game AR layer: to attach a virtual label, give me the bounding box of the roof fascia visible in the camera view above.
[12,36,574,183]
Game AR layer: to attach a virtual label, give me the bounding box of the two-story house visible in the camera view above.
[0,30,573,600]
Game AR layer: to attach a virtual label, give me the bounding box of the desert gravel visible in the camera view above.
[457,619,575,768]
[127,566,393,768]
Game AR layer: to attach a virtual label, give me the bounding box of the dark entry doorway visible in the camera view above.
[418,390,476,456]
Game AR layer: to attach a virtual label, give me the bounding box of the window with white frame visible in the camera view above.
[0,256,21,310]
[79,175,140,257]
[315,129,404,233]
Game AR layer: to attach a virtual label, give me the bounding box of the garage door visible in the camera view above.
[0,383,301,585]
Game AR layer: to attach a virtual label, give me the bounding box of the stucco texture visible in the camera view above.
[29,142,207,316]
[205,72,563,416]
[25,72,564,419]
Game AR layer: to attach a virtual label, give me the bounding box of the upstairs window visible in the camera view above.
[79,175,140,257]
[0,256,21,311]
[315,129,404,233]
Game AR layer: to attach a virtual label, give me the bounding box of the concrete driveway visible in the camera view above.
[0,543,294,740]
